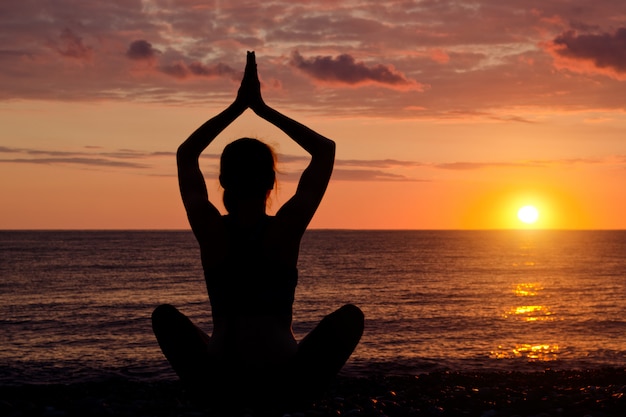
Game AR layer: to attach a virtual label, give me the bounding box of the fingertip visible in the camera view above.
[247,51,256,64]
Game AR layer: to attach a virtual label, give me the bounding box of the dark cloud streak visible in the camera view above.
[126,40,160,60]
[553,28,626,73]
[0,145,174,169]
[337,159,424,168]
[435,161,545,170]
[332,169,424,182]
[289,51,424,90]
[159,61,238,79]
[126,39,238,80]
[0,157,148,169]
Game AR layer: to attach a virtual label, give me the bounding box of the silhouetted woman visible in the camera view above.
[152,52,364,409]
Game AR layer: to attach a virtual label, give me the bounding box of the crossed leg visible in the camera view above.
[151,304,214,401]
[290,303,365,403]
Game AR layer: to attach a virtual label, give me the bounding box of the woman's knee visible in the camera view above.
[318,304,364,341]
[336,303,364,329]
[152,303,177,320]
[151,304,184,332]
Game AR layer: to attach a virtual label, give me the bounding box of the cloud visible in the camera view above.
[433,157,624,171]
[489,115,537,124]
[100,149,176,159]
[0,145,173,169]
[333,158,426,181]
[332,169,422,182]
[274,154,425,181]
[0,146,20,154]
[548,28,626,78]
[3,144,622,183]
[0,146,86,158]
[125,39,238,80]
[126,40,160,61]
[336,158,424,168]
[278,168,420,182]
[53,28,93,60]
[271,153,425,181]
[0,49,33,61]
[289,51,426,91]
[0,157,148,169]
[276,154,422,169]
[435,161,545,170]
[278,155,613,181]
[158,60,238,79]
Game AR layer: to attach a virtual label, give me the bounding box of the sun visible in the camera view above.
[517,205,539,224]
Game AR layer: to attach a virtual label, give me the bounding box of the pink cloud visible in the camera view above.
[126,40,160,61]
[53,28,93,61]
[159,60,237,80]
[547,28,626,79]
[429,49,450,64]
[125,40,238,80]
[289,51,426,91]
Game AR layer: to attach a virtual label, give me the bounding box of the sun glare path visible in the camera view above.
[517,205,539,224]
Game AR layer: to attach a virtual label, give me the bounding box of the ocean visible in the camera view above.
[1,230,625,385]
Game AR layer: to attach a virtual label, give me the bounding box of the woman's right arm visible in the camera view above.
[177,100,246,242]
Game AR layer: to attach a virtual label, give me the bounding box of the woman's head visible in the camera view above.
[219,138,276,213]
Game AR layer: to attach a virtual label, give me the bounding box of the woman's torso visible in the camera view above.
[200,215,301,368]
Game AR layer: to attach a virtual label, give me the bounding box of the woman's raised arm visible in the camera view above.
[176,54,258,241]
[246,54,336,233]
[177,101,244,240]
[255,105,335,231]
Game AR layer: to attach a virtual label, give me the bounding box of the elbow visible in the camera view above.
[310,137,335,165]
[176,142,195,165]
[176,140,189,156]
[327,137,336,150]
[324,137,336,158]
[176,145,185,166]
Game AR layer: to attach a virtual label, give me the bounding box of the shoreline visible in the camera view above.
[2,368,625,416]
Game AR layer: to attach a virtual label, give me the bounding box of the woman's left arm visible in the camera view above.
[244,52,335,235]
[177,59,253,242]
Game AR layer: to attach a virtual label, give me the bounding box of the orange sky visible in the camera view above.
[1,1,626,229]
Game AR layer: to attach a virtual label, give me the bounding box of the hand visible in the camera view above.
[236,51,265,111]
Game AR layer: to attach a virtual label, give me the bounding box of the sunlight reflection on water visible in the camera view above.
[491,343,560,361]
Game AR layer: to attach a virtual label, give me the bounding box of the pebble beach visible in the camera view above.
[2,368,625,417]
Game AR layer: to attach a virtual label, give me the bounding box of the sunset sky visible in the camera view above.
[1,0,625,230]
